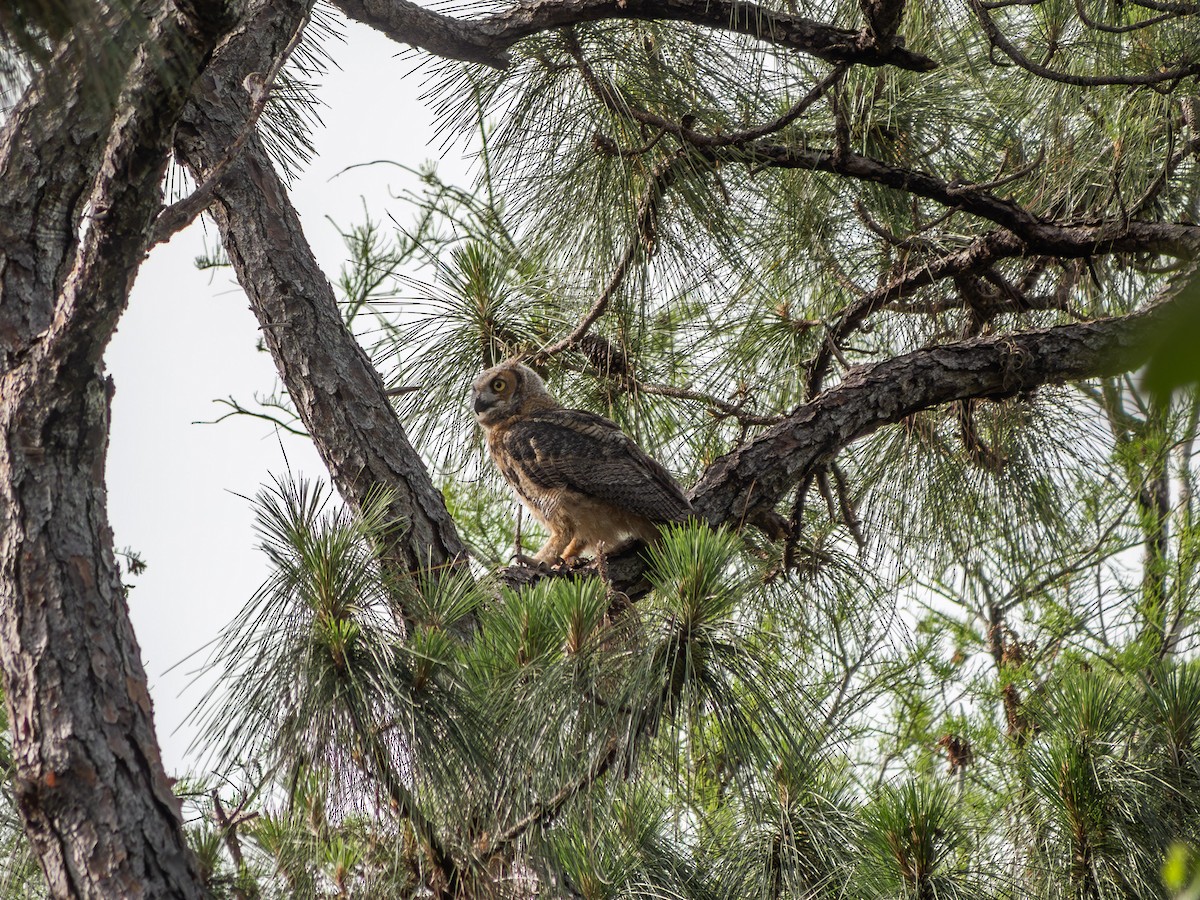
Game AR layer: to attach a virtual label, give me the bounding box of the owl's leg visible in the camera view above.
[533,528,573,564]
[559,536,590,565]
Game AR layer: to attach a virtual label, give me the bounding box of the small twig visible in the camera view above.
[956,399,1009,472]
[970,0,1200,86]
[854,199,938,250]
[830,462,865,548]
[831,86,850,163]
[634,379,784,426]
[782,475,815,573]
[193,396,308,437]
[513,504,524,561]
[1072,0,1176,33]
[703,63,848,146]
[947,147,1045,194]
[531,156,678,362]
[815,467,839,524]
[211,790,259,900]
[592,128,667,158]
[569,30,844,150]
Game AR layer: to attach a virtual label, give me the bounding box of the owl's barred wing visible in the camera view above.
[502,410,693,524]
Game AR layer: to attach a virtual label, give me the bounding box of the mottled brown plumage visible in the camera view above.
[472,361,693,563]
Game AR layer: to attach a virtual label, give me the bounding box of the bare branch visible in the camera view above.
[970,0,1200,86]
[330,0,938,71]
[747,142,1200,258]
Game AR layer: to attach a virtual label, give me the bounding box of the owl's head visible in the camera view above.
[471,360,557,426]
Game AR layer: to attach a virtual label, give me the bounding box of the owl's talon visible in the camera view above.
[510,552,551,571]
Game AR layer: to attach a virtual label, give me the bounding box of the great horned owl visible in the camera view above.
[471,361,693,564]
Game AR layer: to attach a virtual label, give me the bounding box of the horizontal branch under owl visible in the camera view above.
[499,294,1183,596]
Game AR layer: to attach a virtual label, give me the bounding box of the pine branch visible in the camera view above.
[330,0,937,71]
[807,232,1025,394]
[567,33,848,149]
[531,115,679,362]
[691,293,1178,529]
[970,0,1200,86]
[739,142,1200,258]
[478,737,620,858]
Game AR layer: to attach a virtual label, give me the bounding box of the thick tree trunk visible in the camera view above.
[172,0,468,588]
[0,2,229,895]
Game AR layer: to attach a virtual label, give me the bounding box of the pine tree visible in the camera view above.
[2,0,1200,897]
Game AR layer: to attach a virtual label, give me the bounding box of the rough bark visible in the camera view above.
[0,5,143,371]
[0,1,230,896]
[171,0,468,585]
[689,304,1165,527]
[330,0,937,71]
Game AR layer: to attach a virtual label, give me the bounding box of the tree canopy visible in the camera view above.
[2,0,1200,897]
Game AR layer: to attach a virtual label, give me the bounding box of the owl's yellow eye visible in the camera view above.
[491,378,507,392]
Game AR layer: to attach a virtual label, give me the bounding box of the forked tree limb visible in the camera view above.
[172,0,469,593]
[0,1,232,896]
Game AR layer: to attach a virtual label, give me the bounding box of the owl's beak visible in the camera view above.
[473,392,493,415]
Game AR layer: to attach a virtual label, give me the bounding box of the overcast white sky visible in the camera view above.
[106,19,473,774]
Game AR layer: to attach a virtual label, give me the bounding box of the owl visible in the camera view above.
[471,361,693,564]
